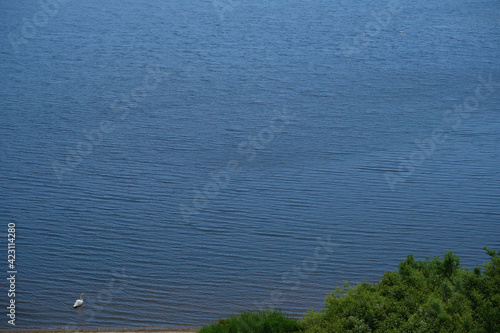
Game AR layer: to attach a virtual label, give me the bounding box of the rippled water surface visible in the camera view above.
[1,0,499,329]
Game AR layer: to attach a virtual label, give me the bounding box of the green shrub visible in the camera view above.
[199,309,303,333]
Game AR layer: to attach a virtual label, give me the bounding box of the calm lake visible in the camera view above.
[0,0,499,329]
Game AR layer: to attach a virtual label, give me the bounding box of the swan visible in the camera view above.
[73,293,84,308]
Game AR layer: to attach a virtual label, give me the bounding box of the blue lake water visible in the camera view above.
[0,0,499,329]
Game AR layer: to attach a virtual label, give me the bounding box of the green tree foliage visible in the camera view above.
[302,248,500,332]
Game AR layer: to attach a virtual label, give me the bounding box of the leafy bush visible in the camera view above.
[199,309,303,333]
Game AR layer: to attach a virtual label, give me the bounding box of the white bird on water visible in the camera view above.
[73,293,84,308]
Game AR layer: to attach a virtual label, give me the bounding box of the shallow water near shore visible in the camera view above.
[1,0,499,330]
